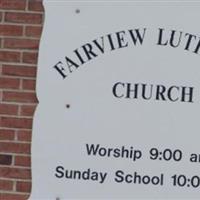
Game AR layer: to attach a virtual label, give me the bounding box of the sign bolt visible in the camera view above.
[75,9,80,14]
[66,104,70,109]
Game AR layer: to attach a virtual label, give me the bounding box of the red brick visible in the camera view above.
[18,133,31,142]
[28,0,43,12]
[22,79,36,90]
[0,167,31,179]
[0,117,33,129]
[17,130,32,142]
[25,26,42,38]
[0,90,2,101]
[0,103,18,115]
[0,194,29,200]
[22,52,38,64]
[0,129,15,140]
[0,0,26,10]
[0,142,30,154]
[15,155,31,167]
[16,181,31,193]
[0,154,12,165]
[0,0,43,196]
[0,25,23,36]
[0,12,2,22]
[20,105,36,117]
[2,65,37,77]
[3,91,38,103]
[0,51,20,62]
[0,77,20,89]
[4,38,39,50]
[5,12,43,24]
[0,180,13,191]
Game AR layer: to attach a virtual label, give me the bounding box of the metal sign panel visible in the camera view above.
[30,1,200,199]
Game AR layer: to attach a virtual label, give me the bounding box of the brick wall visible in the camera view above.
[0,0,44,199]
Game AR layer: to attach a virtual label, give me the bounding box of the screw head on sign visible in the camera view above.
[75,9,80,14]
[66,104,70,109]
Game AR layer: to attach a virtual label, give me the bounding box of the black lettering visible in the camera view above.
[55,166,64,178]
[157,28,168,46]
[184,33,196,51]
[167,86,179,102]
[99,148,107,156]
[93,37,105,53]
[125,174,133,183]
[190,154,197,162]
[54,61,67,79]
[115,170,124,183]
[86,144,100,156]
[113,82,125,98]
[113,148,121,158]
[126,83,138,99]
[65,56,79,73]
[170,30,183,48]
[74,49,85,65]
[134,172,141,184]
[107,33,116,51]
[142,176,151,184]
[73,170,82,179]
[121,146,131,158]
[107,148,113,157]
[193,38,200,54]
[181,87,194,103]
[156,85,166,100]
[82,169,90,180]
[141,84,153,100]
[129,28,146,45]
[82,43,97,61]
[116,31,128,48]
[65,169,73,179]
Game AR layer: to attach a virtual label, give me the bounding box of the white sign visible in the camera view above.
[30,1,200,199]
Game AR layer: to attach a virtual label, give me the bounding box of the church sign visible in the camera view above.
[30,1,200,199]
